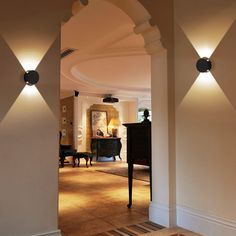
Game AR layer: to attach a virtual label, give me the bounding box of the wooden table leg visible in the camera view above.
[60,156,65,168]
[89,155,93,166]
[85,157,88,168]
[127,162,133,208]
[72,156,76,167]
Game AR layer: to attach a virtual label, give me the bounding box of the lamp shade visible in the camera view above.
[108,118,120,137]
[109,117,121,127]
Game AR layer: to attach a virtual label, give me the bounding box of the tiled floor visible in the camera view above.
[59,160,201,236]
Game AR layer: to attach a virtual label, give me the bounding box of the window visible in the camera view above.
[138,108,151,122]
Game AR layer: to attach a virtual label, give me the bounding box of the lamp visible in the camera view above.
[196,57,212,73]
[108,117,121,137]
[24,70,39,86]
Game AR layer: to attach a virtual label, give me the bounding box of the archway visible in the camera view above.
[61,0,175,231]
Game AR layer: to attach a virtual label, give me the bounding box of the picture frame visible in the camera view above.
[62,105,67,113]
[91,110,108,137]
[62,117,67,124]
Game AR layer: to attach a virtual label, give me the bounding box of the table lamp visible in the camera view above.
[108,117,121,137]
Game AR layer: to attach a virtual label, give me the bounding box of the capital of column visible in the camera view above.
[134,20,165,55]
[72,0,89,16]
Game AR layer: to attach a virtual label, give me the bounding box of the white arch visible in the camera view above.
[71,0,175,228]
[104,0,175,227]
[72,0,164,55]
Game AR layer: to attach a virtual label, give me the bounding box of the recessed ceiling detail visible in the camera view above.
[61,0,151,99]
[71,54,150,91]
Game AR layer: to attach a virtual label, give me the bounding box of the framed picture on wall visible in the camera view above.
[91,110,108,137]
[62,117,67,124]
[62,105,67,113]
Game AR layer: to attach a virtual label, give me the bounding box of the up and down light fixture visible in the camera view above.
[24,70,39,86]
[196,57,212,73]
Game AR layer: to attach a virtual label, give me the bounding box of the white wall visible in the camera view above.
[140,0,236,234]
[174,0,236,235]
[0,1,74,236]
[74,96,138,161]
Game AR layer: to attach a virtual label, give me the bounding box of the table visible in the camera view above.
[91,137,122,161]
[123,122,151,208]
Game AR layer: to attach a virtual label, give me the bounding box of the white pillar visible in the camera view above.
[134,20,176,227]
[149,49,176,227]
[74,96,85,152]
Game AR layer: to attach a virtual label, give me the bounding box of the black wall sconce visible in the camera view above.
[196,57,212,73]
[24,70,39,86]
[74,90,79,97]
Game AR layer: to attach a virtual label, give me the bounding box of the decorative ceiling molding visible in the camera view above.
[60,0,158,99]
[134,20,164,55]
[70,67,150,93]
[62,0,81,24]
[91,46,146,56]
[72,0,89,16]
[71,49,147,64]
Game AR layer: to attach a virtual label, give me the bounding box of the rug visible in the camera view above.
[97,165,150,182]
[91,221,164,236]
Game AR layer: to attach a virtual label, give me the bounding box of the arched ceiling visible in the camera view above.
[61,0,151,100]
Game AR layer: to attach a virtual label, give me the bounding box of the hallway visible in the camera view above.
[59,161,200,236]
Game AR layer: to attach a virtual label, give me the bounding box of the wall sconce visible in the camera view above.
[196,57,212,73]
[24,70,39,86]
[74,90,79,97]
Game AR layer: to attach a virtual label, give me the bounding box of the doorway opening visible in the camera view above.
[59,0,165,235]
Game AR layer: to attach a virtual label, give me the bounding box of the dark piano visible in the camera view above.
[123,122,151,208]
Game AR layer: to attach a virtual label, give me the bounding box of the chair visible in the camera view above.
[59,132,93,168]
[59,132,77,167]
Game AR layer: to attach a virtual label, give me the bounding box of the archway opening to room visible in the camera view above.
[58,0,167,235]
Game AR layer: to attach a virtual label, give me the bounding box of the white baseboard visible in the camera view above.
[149,201,176,227]
[32,229,61,236]
[177,205,236,236]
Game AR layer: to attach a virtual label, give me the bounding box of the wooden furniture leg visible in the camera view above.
[85,157,89,168]
[127,162,133,208]
[60,156,65,168]
[72,156,76,167]
[89,157,93,166]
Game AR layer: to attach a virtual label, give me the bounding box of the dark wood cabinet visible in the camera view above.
[123,122,151,208]
[91,137,122,161]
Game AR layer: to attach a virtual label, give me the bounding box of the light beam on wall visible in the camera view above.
[194,72,216,89]
[22,85,39,96]
[179,72,235,111]
[197,46,214,58]
[18,52,43,71]
[0,84,56,127]
[176,23,234,108]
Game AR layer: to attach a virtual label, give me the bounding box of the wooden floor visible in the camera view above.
[59,161,201,236]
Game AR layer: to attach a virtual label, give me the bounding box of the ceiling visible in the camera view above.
[61,0,151,101]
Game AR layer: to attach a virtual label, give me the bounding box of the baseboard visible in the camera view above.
[32,229,61,236]
[177,205,236,236]
[149,201,176,227]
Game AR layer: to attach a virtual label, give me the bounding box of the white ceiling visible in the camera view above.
[61,0,151,100]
